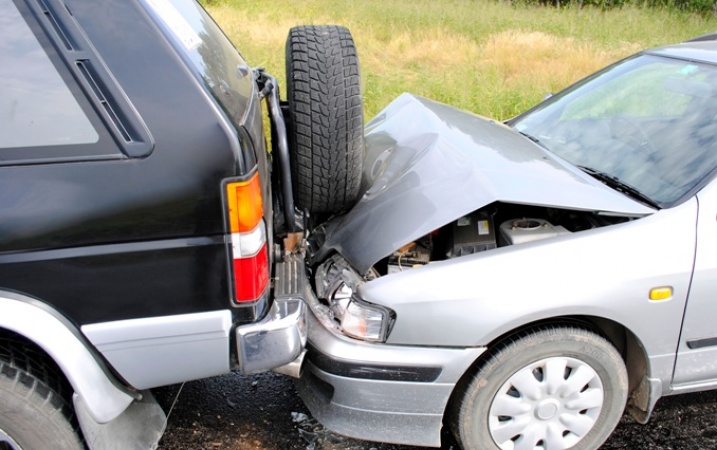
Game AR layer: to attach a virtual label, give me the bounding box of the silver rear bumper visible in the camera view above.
[235,253,308,376]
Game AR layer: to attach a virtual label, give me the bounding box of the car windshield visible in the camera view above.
[511,53,717,208]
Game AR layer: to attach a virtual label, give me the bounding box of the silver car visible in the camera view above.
[294,36,717,450]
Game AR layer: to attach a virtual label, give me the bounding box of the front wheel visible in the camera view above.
[449,325,628,450]
[0,336,83,450]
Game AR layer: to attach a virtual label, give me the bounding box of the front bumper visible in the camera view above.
[295,290,486,448]
[235,253,308,375]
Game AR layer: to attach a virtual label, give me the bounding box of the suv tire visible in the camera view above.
[0,337,82,450]
[285,25,364,216]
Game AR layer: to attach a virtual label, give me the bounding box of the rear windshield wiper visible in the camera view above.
[578,166,660,209]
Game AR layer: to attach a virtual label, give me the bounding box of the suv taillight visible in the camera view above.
[226,172,269,303]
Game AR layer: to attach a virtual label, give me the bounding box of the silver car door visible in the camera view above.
[673,180,717,386]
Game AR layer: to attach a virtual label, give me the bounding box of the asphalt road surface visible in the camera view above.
[155,371,717,450]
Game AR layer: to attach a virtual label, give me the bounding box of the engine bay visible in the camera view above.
[310,201,632,340]
[375,202,629,276]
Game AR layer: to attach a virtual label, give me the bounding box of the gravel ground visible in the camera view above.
[154,371,717,450]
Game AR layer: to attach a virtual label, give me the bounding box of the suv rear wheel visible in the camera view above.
[0,336,82,450]
[285,25,364,217]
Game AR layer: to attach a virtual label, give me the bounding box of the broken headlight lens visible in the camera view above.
[317,255,394,342]
[331,296,392,342]
[327,281,392,342]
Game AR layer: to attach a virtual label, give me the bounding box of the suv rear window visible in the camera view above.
[0,0,134,165]
[0,0,98,150]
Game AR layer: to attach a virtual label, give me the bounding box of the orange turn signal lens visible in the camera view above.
[226,173,264,233]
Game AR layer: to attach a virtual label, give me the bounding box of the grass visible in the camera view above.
[206,0,717,120]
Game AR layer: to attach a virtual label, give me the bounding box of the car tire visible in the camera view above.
[449,325,628,450]
[0,336,83,450]
[285,25,364,216]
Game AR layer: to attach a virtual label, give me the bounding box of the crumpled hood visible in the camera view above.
[319,93,655,274]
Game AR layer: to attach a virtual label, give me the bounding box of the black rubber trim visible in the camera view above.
[308,346,442,383]
[686,337,717,350]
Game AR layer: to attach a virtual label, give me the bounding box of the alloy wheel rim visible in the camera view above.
[488,356,604,450]
[0,428,22,450]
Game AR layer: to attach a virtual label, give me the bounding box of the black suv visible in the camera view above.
[0,0,363,448]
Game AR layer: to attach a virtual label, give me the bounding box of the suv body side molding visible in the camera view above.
[0,291,135,424]
[82,310,233,389]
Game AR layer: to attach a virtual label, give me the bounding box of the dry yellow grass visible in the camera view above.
[364,31,480,71]
[481,30,643,91]
[206,6,291,59]
[207,0,717,120]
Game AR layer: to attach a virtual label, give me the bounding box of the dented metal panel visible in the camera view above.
[321,94,654,273]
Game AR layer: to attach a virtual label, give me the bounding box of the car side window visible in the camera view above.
[0,0,98,150]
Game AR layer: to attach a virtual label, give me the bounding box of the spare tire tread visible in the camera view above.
[286,25,363,215]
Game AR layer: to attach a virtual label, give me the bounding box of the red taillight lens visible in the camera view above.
[233,243,269,302]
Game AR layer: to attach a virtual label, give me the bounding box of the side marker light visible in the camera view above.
[649,287,673,302]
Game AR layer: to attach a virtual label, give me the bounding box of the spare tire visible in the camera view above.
[285,25,364,216]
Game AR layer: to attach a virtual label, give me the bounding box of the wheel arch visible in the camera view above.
[0,290,136,424]
[446,315,656,424]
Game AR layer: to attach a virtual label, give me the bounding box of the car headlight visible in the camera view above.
[316,255,394,342]
[329,293,392,342]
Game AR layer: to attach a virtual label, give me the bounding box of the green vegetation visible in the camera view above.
[207,0,717,120]
[514,0,715,15]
